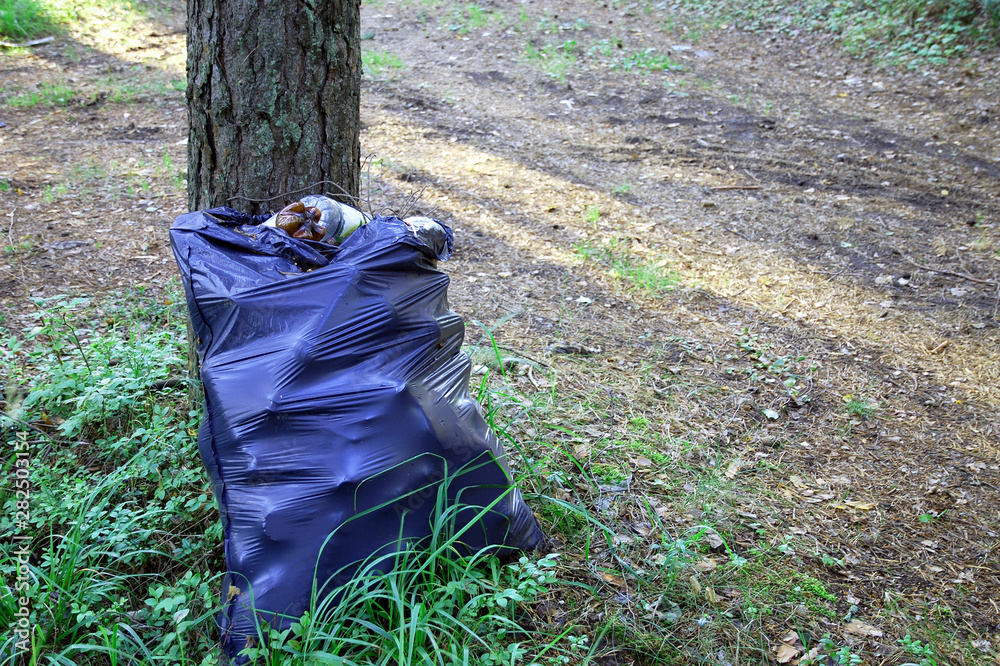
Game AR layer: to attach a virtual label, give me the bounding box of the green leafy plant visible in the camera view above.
[899,634,939,666]
[620,48,684,71]
[0,285,221,664]
[670,0,1000,67]
[19,294,182,440]
[800,635,862,665]
[843,394,877,419]
[736,328,817,405]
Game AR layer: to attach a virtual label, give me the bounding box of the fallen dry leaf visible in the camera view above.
[601,572,626,588]
[688,575,702,594]
[775,643,799,663]
[705,586,720,604]
[790,475,808,489]
[845,500,876,510]
[725,459,741,479]
[632,523,651,537]
[694,557,718,573]
[844,620,883,637]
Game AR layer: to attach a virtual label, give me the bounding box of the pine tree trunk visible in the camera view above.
[185,0,361,215]
[184,0,361,411]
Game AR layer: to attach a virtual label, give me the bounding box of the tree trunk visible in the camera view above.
[186,0,361,215]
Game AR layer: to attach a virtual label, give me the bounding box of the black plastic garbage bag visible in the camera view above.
[170,208,544,661]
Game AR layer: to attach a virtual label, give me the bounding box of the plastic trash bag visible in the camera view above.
[169,207,544,661]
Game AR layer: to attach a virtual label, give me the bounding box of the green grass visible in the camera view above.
[843,393,878,419]
[238,489,591,665]
[524,39,579,82]
[575,235,679,295]
[443,3,494,34]
[0,0,56,39]
[1,283,971,665]
[620,49,685,72]
[590,461,628,484]
[575,208,679,295]
[0,0,158,41]
[362,48,405,78]
[669,0,1000,67]
[2,82,77,107]
[1,287,221,663]
[0,72,183,109]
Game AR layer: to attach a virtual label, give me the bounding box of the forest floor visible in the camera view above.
[1,0,999,664]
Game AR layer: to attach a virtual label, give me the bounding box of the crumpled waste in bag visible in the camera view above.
[261,195,370,244]
[169,205,544,661]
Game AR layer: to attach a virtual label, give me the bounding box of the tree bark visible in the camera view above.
[186,0,361,215]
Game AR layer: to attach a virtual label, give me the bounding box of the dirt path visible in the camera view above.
[1,0,998,663]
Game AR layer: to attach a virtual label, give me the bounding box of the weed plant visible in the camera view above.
[842,393,877,419]
[443,3,494,34]
[524,40,579,81]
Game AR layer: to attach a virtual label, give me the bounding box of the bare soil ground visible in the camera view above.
[2,0,999,663]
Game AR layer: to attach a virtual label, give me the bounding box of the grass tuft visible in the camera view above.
[363,48,405,78]
[576,236,679,295]
[0,0,57,39]
[239,480,592,665]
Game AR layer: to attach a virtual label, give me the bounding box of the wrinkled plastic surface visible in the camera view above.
[170,208,544,661]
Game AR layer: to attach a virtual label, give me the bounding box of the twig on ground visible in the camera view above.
[710,185,761,191]
[0,36,54,48]
[954,247,971,276]
[809,270,863,279]
[897,250,998,287]
[723,226,752,242]
[495,345,551,370]
[929,341,950,354]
